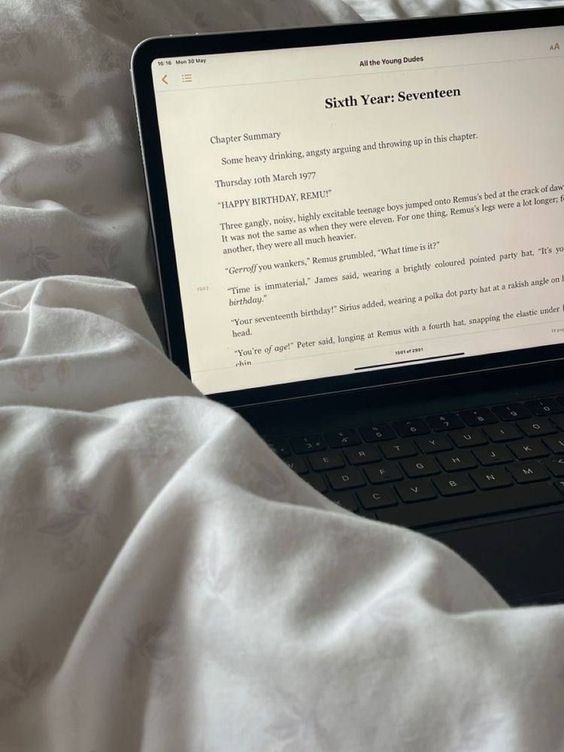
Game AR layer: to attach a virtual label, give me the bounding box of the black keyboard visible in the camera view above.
[267,396,564,530]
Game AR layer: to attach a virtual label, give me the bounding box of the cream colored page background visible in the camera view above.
[155,31,564,394]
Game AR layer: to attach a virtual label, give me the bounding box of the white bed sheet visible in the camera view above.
[1,2,564,749]
[0,275,563,751]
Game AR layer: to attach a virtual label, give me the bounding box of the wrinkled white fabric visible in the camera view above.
[0,0,555,331]
[1,1,564,750]
[0,275,563,752]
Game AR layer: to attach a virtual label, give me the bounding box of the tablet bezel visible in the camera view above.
[131,8,564,407]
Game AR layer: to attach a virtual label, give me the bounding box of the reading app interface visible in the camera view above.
[153,26,564,394]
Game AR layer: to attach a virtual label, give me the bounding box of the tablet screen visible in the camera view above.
[150,23,564,396]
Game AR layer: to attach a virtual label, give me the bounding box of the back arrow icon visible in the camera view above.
[161,74,168,84]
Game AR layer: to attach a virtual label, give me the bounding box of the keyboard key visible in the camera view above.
[492,403,532,421]
[543,435,564,454]
[359,424,395,442]
[508,461,550,484]
[326,491,360,512]
[416,435,452,453]
[380,439,417,459]
[395,480,437,503]
[267,439,291,458]
[393,419,430,437]
[508,439,549,460]
[516,418,557,437]
[470,468,513,491]
[436,450,477,472]
[544,457,564,477]
[357,485,399,510]
[449,428,488,448]
[365,461,403,484]
[433,474,475,497]
[309,452,345,471]
[344,445,381,465]
[484,423,522,443]
[401,455,440,478]
[551,415,564,432]
[285,456,308,475]
[327,468,366,491]
[555,479,564,496]
[525,399,563,416]
[473,445,513,466]
[309,451,345,472]
[292,435,325,454]
[426,414,464,432]
[460,408,498,426]
[305,474,327,494]
[375,482,562,529]
[326,429,361,448]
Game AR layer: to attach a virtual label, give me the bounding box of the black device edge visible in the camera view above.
[131,7,564,409]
